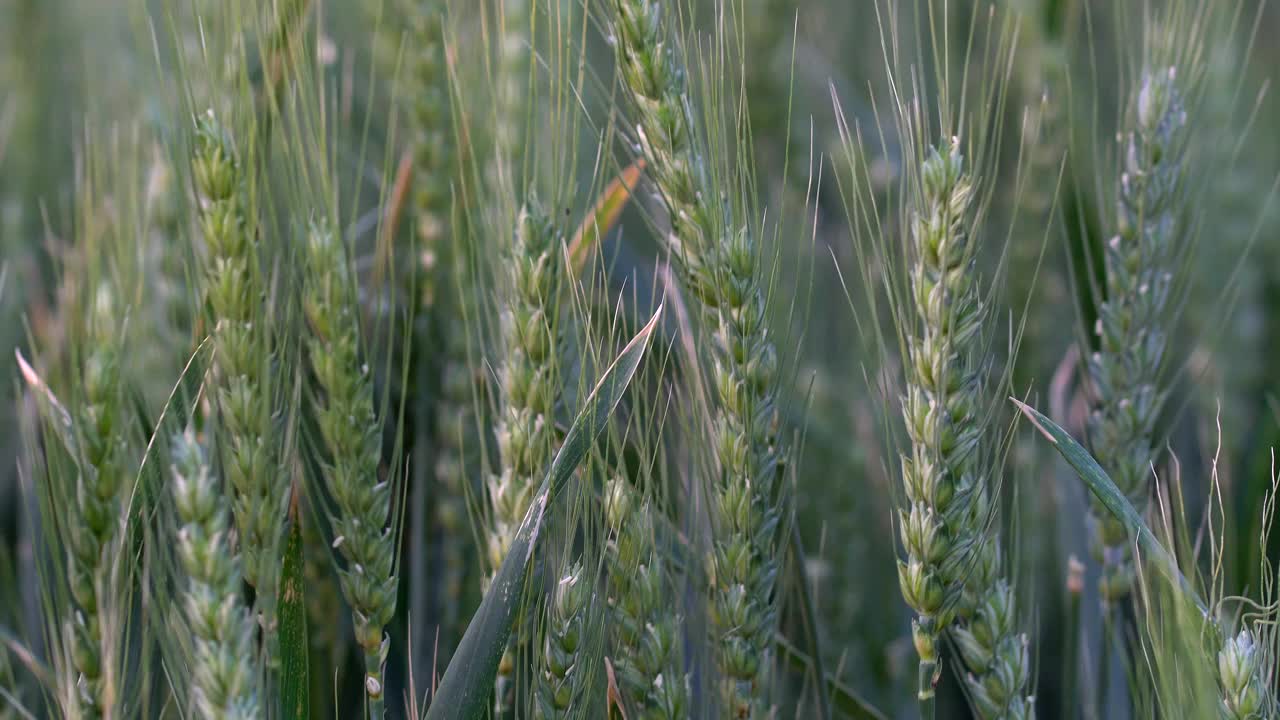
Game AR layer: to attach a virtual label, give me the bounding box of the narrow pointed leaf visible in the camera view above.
[278,514,310,720]
[425,306,663,719]
[568,160,645,275]
[1011,399,1208,616]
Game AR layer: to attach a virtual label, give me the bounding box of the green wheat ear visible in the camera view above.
[1085,66,1188,604]
[301,220,398,717]
[192,110,290,636]
[492,0,530,190]
[407,0,474,655]
[608,1,788,715]
[534,561,592,718]
[604,476,687,719]
[169,426,260,719]
[67,283,131,717]
[486,196,566,716]
[893,140,1033,718]
[1218,629,1272,719]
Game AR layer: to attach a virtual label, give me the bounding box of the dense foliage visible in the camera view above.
[2,0,1279,718]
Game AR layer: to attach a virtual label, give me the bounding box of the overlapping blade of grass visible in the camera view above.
[1015,397,1280,718]
[425,305,660,720]
[279,508,311,720]
[1012,399,1207,618]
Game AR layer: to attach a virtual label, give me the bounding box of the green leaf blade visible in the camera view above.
[278,514,310,720]
[1011,398,1208,617]
[424,306,662,720]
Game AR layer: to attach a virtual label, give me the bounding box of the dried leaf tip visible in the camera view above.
[1011,397,1056,444]
[15,348,40,389]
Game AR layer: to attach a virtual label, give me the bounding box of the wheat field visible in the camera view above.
[1,0,1279,718]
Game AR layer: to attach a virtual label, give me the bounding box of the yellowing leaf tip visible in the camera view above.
[1010,397,1057,445]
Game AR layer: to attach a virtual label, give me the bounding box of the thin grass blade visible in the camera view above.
[278,510,310,720]
[1011,399,1209,617]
